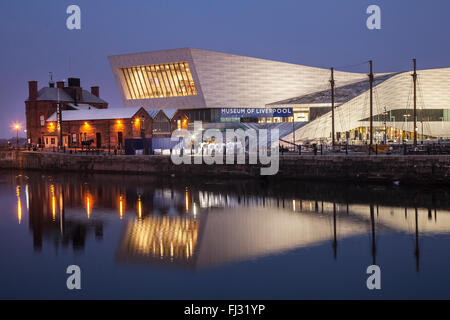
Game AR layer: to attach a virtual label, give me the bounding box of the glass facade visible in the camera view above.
[363,109,450,122]
[121,62,197,100]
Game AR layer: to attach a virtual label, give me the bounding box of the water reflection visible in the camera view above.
[9,172,450,270]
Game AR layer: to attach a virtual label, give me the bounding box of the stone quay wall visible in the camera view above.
[0,150,449,185]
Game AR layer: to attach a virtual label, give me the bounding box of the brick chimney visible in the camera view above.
[91,86,100,97]
[57,81,64,89]
[28,81,38,101]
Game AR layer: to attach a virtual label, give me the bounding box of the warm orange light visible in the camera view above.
[15,124,20,130]
[185,188,189,212]
[117,120,121,124]
[51,185,56,221]
[119,195,124,219]
[84,122,88,126]
[16,186,22,224]
[137,195,142,220]
[86,193,92,218]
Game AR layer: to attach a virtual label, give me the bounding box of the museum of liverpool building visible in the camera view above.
[109,48,450,144]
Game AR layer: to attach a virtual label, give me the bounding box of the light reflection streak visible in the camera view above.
[119,195,124,219]
[86,193,92,219]
[137,195,142,220]
[16,186,22,224]
[51,185,56,221]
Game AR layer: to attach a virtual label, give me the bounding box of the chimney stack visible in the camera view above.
[28,81,38,101]
[91,86,100,97]
[57,81,64,89]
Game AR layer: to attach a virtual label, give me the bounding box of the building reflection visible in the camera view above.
[117,216,199,266]
[13,172,450,270]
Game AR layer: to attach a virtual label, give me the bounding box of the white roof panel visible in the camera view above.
[47,107,145,122]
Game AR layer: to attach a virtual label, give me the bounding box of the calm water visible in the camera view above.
[1,170,450,299]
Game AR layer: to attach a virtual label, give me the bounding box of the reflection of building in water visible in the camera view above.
[115,189,450,269]
[15,171,450,268]
[341,204,450,234]
[115,207,368,269]
[26,179,106,251]
[116,216,199,266]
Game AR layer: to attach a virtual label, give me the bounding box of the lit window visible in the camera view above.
[120,62,197,100]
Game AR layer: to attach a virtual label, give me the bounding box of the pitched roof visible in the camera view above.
[267,73,398,106]
[46,107,146,122]
[35,87,107,104]
[145,109,159,118]
[162,109,178,119]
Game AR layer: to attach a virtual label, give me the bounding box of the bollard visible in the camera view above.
[346,143,348,155]
[375,144,378,155]
[320,144,323,155]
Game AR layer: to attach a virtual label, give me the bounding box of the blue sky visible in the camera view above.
[1,0,450,138]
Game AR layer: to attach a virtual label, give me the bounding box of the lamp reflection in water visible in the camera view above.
[119,195,124,220]
[137,195,142,220]
[185,188,189,213]
[16,185,22,224]
[85,193,92,219]
[50,185,56,221]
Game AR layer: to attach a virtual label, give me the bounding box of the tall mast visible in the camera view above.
[412,59,418,147]
[330,67,335,147]
[369,60,374,147]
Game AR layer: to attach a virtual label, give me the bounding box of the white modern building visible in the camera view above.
[109,48,450,142]
[108,48,368,124]
[284,67,450,143]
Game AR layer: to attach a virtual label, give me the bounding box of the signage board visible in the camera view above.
[220,107,293,118]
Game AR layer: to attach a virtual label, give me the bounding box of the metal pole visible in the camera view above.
[292,115,295,152]
[369,61,374,148]
[412,59,418,148]
[57,88,63,149]
[16,127,19,146]
[384,106,387,144]
[330,67,335,147]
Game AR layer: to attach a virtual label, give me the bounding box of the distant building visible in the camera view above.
[109,48,450,142]
[45,107,153,149]
[25,78,108,146]
[108,48,369,124]
[25,77,188,149]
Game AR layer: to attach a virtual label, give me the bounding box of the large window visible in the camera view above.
[153,115,170,133]
[120,62,197,100]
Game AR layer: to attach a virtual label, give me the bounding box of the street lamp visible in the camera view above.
[14,124,20,147]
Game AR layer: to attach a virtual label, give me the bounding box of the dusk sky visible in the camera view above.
[1,0,450,138]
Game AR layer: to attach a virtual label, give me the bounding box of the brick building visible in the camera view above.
[25,78,108,146]
[25,77,189,150]
[45,107,153,149]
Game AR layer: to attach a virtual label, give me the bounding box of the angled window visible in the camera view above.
[120,62,197,100]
